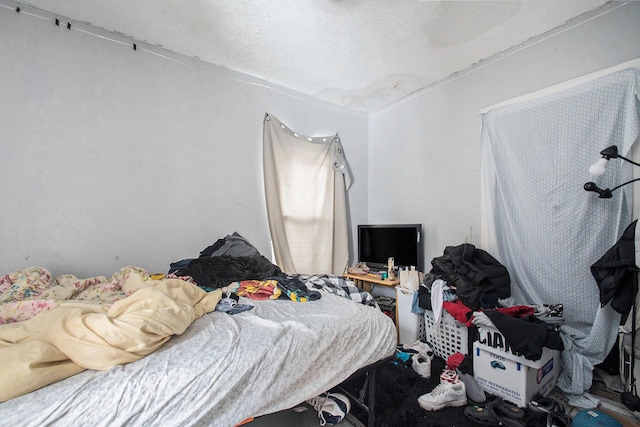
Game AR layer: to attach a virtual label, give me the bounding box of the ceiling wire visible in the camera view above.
[2,0,364,117]
[1,0,187,65]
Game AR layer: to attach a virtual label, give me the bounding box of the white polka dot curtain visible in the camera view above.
[480,67,640,406]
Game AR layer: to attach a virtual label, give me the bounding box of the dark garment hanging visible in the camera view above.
[417,273,439,310]
[591,219,639,317]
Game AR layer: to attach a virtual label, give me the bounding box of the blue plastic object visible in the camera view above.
[572,409,622,427]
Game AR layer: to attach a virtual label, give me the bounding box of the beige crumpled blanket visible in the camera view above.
[0,267,221,402]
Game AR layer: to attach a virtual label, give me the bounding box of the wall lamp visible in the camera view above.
[584,145,640,198]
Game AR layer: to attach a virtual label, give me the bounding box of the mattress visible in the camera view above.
[0,289,397,427]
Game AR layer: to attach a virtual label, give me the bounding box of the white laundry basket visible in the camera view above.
[422,309,469,360]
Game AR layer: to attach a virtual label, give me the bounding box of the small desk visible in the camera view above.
[343,273,399,293]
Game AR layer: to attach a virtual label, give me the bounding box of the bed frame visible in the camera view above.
[336,355,395,427]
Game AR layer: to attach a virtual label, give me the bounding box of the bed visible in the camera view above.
[0,263,397,427]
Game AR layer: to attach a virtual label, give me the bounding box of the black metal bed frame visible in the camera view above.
[334,355,394,427]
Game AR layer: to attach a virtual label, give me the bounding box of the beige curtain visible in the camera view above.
[263,113,352,275]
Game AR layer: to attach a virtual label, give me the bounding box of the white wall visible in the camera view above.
[3,2,639,281]
[368,1,640,271]
[0,5,369,277]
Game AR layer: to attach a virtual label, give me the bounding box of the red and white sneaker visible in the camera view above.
[440,369,459,383]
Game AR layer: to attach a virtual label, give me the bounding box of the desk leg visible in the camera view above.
[354,279,372,293]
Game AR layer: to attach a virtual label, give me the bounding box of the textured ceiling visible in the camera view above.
[18,0,611,113]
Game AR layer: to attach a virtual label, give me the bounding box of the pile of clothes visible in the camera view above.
[168,232,377,308]
[417,243,564,362]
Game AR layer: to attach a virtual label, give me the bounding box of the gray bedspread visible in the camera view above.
[0,291,396,427]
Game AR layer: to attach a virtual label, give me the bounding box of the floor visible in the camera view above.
[242,381,640,427]
[245,402,362,427]
[242,352,640,427]
[585,370,640,427]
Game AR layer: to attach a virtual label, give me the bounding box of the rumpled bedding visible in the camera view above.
[0,280,397,427]
[302,273,377,307]
[0,266,221,402]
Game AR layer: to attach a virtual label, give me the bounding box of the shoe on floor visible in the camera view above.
[402,340,434,356]
[457,370,486,403]
[533,304,565,325]
[412,352,434,379]
[306,392,351,426]
[418,379,467,411]
[464,396,525,427]
[440,369,459,383]
[529,392,565,420]
[412,353,432,378]
[547,411,572,427]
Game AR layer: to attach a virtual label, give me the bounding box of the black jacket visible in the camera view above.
[179,255,283,290]
[591,219,638,316]
[430,243,511,311]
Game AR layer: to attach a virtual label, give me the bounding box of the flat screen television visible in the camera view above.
[357,224,424,272]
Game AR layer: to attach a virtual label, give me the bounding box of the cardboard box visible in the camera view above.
[473,339,560,407]
[475,325,559,366]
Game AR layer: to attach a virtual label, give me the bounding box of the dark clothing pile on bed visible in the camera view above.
[169,232,284,290]
[170,232,382,306]
[198,232,262,258]
[174,255,284,290]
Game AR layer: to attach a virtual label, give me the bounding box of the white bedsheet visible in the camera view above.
[0,291,396,427]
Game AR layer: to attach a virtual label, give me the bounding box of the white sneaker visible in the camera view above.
[418,380,467,411]
[403,340,434,355]
[306,392,351,426]
[532,304,565,325]
[412,353,433,379]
